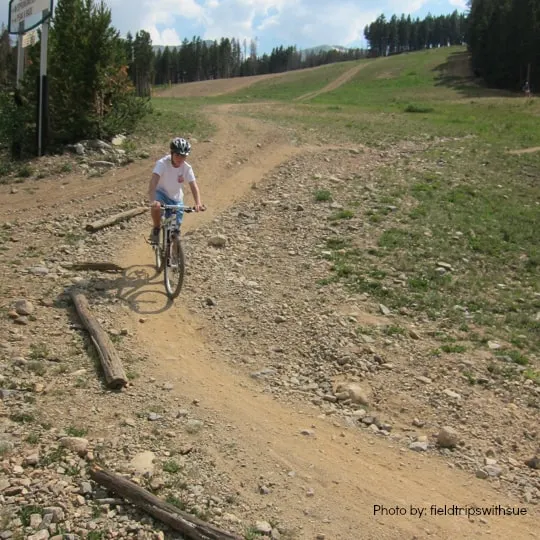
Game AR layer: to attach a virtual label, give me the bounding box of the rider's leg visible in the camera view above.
[172,207,184,238]
[151,203,162,228]
[150,193,167,243]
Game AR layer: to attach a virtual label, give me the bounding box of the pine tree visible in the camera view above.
[0,25,15,88]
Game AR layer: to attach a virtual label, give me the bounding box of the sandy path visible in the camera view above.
[294,63,368,101]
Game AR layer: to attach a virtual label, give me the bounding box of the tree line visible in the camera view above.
[467,0,540,90]
[151,39,367,86]
[363,11,468,56]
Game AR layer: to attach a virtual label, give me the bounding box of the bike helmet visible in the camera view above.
[170,137,191,156]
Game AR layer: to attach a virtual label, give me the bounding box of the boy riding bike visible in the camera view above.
[148,137,204,244]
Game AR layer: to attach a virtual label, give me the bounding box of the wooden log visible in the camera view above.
[89,466,242,540]
[70,291,128,389]
[85,207,147,232]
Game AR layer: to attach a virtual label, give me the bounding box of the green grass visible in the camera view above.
[163,459,181,474]
[133,99,214,145]
[65,426,88,437]
[19,505,42,527]
[314,189,332,201]
[29,342,50,361]
[222,61,361,102]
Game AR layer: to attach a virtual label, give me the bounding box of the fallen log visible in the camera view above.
[89,466,242,540]
[70,291,128,389]
[86,207,147,232]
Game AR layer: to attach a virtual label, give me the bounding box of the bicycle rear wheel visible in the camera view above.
[164,236,185,299]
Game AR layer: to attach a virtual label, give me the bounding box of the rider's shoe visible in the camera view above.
[149,227,160,244]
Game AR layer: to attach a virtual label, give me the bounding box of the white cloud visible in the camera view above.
[448,0,468,9]
[0,1,464,50]
[154,28,183,46]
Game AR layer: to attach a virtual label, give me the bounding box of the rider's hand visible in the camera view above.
[151,200,161,209]
[194,203,205,212]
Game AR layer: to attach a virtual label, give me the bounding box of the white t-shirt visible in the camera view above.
[153,155,196,202]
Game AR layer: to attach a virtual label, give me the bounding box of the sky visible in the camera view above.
[3,0,469,54]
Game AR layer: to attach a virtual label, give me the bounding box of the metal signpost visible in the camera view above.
[8,0,54,156]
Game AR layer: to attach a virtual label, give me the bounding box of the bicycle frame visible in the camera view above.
[149,204,204,299]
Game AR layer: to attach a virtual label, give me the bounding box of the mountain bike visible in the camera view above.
[149,204,205,300]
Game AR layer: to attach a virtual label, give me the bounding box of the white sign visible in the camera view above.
[10,0,50,31]
[22,27,39,48]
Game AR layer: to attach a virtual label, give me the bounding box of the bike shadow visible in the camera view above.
[69,262,177,315]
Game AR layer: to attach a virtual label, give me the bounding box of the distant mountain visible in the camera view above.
[301,45,351,56]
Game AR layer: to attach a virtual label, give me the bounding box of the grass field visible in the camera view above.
[145,46,539,377]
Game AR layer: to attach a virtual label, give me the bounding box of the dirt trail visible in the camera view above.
[154,63,346,99]
[294,63,367,101]
[116,105,538,539]
[508,146,540,155]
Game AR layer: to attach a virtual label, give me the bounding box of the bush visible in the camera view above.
[100,94,153,139]
[404,104,434,113]
[0,89,31,158]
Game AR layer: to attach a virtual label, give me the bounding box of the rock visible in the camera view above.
[112,135,126,146]
[43,507,65,522]
[488,341,501,350]
[334,382,370,405]
[59,437,89,456]
[525,456,539,470]
[24,452,40,466]
[29,266,49,276]
[437,427,459,448]
[409,441,428,452]
[208,235,227,248]
[91,161,115,168]
[27,531,49,540]
[185,420,203,433]
[87,139,111,150]
[379,304,391,316]
[443,389,461,400]
[130,451,156,475]
[14,299,34,316]
[409,329,421,340]
[80,481,92,494]
[255,521,272,535]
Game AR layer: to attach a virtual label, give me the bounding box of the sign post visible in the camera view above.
[38,10,49,156]
[16,21,24,88]
[8,0,54,156]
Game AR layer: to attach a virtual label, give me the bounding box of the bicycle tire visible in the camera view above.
[164,236,185,299]
[154,230,164,274]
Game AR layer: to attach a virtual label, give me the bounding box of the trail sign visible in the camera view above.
[22,27,39,47]
[8,0,53,34]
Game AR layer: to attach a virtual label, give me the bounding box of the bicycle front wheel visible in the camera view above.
[154,239,164,274]
[164,237,185,299]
